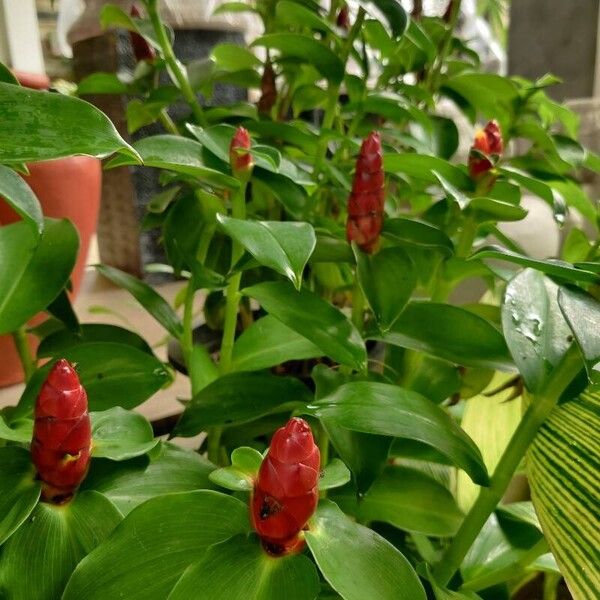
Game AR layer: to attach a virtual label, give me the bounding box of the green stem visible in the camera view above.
[351,279,365,333]
[159,108,179,135]
[207,426,223,465]
[456,216,477,258]
[12,327,35,382]
[147,0,206,126]
[433,344,583,586]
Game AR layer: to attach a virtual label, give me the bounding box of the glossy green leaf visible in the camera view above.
[528,392,600,599]
[0,491,122,600]
[320,459,351,491]
[82,443,215,516]
[310,381,489,485]
[0,219,78,335]
[91,408,157,461]
[106,135,239,189]
[498,167,554,205]
[232,315,322,372]
[77,72,129,95]
[305,501,426,600]
[558,286,600,387]
[218,215,316,289]
[243,281,367,371]
[62,491,248,600]
[0,165,43,234]
[355,246,416,331]
[0,65,18,85]
[384,153,472,189]
[359,0,409,38]
[46,289,80,333]
[252,34,344,84]
[209,446,263,491]
[467,197,528,223]
[383,217,454,255]
[276,0,333,33]
[0,447,40,546]
[253,168,308,219]
[502,269,572,392]
[0,413,32,443]
[169,534,320,600]
[561,229,591,263]
[173,372,311,437]
[212,43,261,70]
[471,245,599,284]
[99,4,166,50]
[311,233,354,263]
[0,82,137,162]
[373,302,511,370]
[96,265,183,338]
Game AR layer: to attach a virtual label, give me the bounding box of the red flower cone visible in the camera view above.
[252,418,320,555]
[129,5,156,63]
[31,359,92,504]
[468,120,503,181]
[346,131,385,254]
[229,126,253,177]
[337,5,350,29]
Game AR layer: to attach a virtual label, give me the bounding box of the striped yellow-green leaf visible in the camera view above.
[528,392,600,599]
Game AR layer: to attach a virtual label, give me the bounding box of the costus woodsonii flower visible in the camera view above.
[229,126,253,177]
[468,120,503,180]
[346,131,385,254]
[251,417,320,555]
[31,359,92,504]
[337,5,350,29]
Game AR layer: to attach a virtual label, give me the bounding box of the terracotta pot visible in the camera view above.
[0,72,102,387]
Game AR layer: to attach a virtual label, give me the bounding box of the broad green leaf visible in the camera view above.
[528,392,600,599]
[320,459,351,491]
[310,381,489,485]
[96,265,183,338]
[305,501,426,600]
[232,315,322,372]
[355,246,416,331]
[0,447,40,546]
[99,4,166,51]
[276,0,333,33]
[243,281,367,371]
[0,219,78,335]
[561,229,591,263]
[467,197,528,223]
[46,290,80,333]
[0,165,43,234]
[558,286,600,387]
[359,0,409,38]
[77,72,129,95]
[253,168,308,219]
[0,491,122,600]
[168,534,320,600]
[252,34,344,84]
[106,135,239,189]
[91,407,157,461]
[498,167,554,206]
[336,465,463,537]
[0,413,32,443]
[373,302,511,370]
[173,372,311,437]
[212,43,261,70]
[471,246,599,284]
[434,171,469,209]
[209,446,263,492]
[218,215,316,289]
[82,443,215,515]
[0,82,137,162]
[502,269,572,392]
[0,64,18,84]
[62,491,248,600]
[383,217,454,255]
[384,153,472,190]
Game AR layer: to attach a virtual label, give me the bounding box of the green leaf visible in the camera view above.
[383,217,454,255]
[528,392,600,599]
[359,0,409,38]
[0,219,78,335]
[305,501,426,600]
[498,167,554,206]
[173,372,311,437]
[384,153,472,190]
[502,269,573,392]
[168,534,320,600]
[0,447,40,546]
[0,64,18,84]
[0,82,137,162]
[275,0,333,33]
[310,381,489,485]
[62,491,248,600]
[0,413,32,443]
[471,246,599,284]
[46,290,80,334]
[0,165,43,234]
[467,197,528,223]
[0,491,122,600]
[253,168,308,219]
[77,72,129,95]
[212,43,261,70]
[232,315,322,372]
[355,246,416,331]
[561,229,591,263]
[252,34,344,84]
[99,4,164,50]
[106,135,239,189]
[558,286,600,387]
[82,443,215,516]
[243,281,367,371]
[91,408,157,461]
[209,446,263,491]
[218,216,316,289]
[96,265,183,338]
[373,302,511,370]
[320,459,351,491]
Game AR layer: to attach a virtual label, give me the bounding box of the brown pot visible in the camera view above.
[0,72,102,387]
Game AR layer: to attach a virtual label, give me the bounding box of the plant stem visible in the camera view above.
[351,279,365,333]
[146,0,206,126]
[12,327,35,382]
[432,344,583,586]
[159,108,179,135]
[456,216,477,257]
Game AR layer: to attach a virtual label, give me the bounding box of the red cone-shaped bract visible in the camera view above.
[31,359,92,504]
[468,120,503,180]
[258,61,277,114]
[252,418,320,555]
[229,126,253,176]
[129,5,156,63]
[346,131,385,254]
[337,5,350,29]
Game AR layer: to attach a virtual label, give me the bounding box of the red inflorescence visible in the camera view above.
[31,359,92,504]
[468,120,503,180]
[336,5,350,29]
[229,126,253,176]
[346,131,385,254]
[251,418,320,555]
[129,4,156,63]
